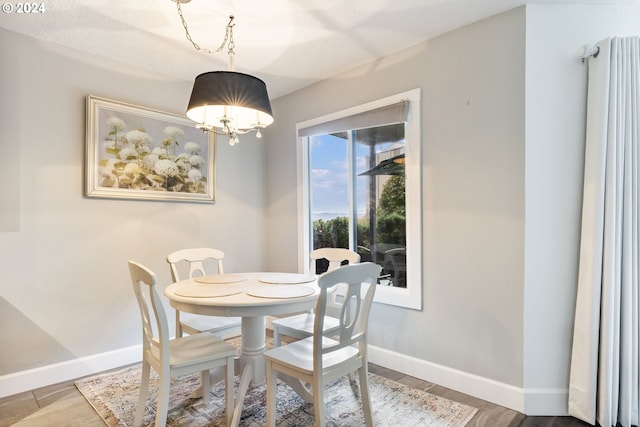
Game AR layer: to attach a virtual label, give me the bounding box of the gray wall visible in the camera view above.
[0,28,267,376]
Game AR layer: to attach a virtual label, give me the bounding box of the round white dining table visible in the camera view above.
[164,272,318,386]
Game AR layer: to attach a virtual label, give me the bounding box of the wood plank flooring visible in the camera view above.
[0,362,593,427]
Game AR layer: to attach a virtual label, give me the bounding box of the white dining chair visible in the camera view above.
[128,261,237,427]
[167,248,242,338]
[271,247,361,346]
[264,262,382,427]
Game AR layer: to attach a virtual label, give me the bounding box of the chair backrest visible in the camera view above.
[310,247,361,274]
[129,261,170,364]
[313,262,382,368]
[385,247,407,287]
[166,248,225,282]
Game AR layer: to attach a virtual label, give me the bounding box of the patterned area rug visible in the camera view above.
[75,363,477,427]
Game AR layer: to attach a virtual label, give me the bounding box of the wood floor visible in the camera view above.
[0,362,593,427]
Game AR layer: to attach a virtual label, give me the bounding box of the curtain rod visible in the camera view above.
[579,44,600,63]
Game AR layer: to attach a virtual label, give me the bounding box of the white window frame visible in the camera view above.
[296,89,422,310]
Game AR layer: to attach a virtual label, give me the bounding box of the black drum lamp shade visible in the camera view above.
[186,71,274,132]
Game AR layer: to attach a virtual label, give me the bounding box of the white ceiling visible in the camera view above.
[0,0,629,99]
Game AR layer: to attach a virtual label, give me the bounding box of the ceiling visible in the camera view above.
[0,0,626,99]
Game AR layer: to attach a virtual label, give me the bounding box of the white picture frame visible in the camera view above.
[85,95,215,203]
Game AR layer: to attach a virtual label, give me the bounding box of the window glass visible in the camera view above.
[354,124,406,287]
[309,132,349,273]
[307,124,407,285]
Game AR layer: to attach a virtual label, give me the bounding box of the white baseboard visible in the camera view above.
[0,345,142,399]
[522,387,569,416]
[367,344,569,416]
[1,340,569,416]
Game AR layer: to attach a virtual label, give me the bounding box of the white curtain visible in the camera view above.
[569,36,640,427]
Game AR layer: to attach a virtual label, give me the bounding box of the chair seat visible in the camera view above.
[264,336,359,374]
[272,313,340,340]
[180,313,241,337]
[148,332,237,368]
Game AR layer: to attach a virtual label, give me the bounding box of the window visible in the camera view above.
[296,89,422,309]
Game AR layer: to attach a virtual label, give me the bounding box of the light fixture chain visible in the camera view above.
[175,1,213,54]
[217,16,235,56]
[226,18,235,56]
[175,2,234,55]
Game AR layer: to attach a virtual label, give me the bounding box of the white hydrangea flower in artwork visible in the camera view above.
[152,147,168,157]
[164,126,185,138]
[176,157,190,170]
[184,142,201,154]
[189,155,205,168]
[154,159,179,177]
[188,169,203,181]
[106,117,126,131]
[137,144,151,155]
[176,152,190,160]
[126,130,152,146]
[104,140,116,150]
[124,163,141,175]
[142,153,159,170]
[120,147,138,160]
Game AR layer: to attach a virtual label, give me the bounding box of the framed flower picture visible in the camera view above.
[85,95,215,203]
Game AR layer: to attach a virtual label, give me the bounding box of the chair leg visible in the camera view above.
[265,361,277,427]
[225,357,234,427]
[231,363,252,427]
[155,371,171,427]
[201,369,211,404]
[175,310,183,337]
[358,366,374,427]
[313,378,325,427]
[133,361,151,427]
[273,325,282,347]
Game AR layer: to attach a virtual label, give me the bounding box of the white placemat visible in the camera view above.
[258,273,316,284]
[175,285,244,298]
[246,285,315,299]
[193,274,248,284]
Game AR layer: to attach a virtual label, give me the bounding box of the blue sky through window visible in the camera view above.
[310,134,348,221]
[309,133,397,222]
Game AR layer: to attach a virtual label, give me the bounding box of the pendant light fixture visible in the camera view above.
[174,1,273,145]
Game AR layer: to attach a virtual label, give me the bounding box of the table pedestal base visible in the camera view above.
[240,316,267,386]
